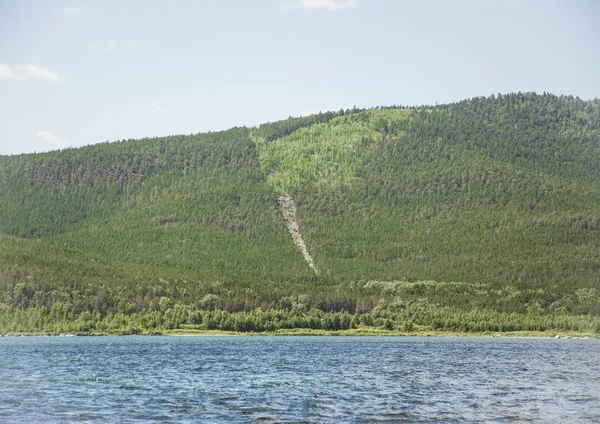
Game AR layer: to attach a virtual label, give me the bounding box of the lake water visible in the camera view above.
[0,336,598,423]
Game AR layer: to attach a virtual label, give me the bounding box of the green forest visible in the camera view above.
[1,93,599,335]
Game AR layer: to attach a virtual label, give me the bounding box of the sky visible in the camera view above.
[1,0,599,155]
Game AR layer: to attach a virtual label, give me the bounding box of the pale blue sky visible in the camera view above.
[1,0,599,155]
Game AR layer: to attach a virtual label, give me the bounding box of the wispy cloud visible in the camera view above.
[0,64,16,80]
[281,0,356,11]
[62,7,80,14]
[87,38,134,51]
[152,102,166,112]
[36,130,68,148]
[18,64,61,82]
[0,63,61,82]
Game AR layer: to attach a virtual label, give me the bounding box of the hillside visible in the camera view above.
[257,94,600,286]
[1,93,599,335]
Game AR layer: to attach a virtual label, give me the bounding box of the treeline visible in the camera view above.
[2,305,599,336]
[254,107,361,142]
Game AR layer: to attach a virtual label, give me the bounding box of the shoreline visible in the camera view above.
[1,328,597,339]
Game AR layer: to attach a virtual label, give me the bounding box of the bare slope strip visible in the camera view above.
[278,195,318,274]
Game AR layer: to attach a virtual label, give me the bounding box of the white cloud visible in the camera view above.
[87,38,134,51]
[281,0,356,11]
[62,7,80,14]
[0,64,17,80]
[152,102,166,112]
[17,64,61,82]
[0,63,61,82]
[36,130,68,148]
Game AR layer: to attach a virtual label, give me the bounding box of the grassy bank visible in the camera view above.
[1,328,597,339]
[164,328,598,339]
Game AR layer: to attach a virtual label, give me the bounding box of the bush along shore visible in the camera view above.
[2,302,599,337]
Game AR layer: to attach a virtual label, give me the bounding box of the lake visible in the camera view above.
[0,336,598,422]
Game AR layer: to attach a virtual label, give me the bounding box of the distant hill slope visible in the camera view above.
[0,128,313,282]
[256,93,600,287]
[1,93,599,333]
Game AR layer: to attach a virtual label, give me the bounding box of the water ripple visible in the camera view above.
[0,336,599,422]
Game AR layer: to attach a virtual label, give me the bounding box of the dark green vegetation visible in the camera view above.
[1,93,599,335]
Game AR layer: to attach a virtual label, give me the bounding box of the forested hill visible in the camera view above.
[1,93,600,335]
